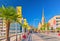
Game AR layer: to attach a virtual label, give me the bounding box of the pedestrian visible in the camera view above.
[22,32,27,41]
[28,33,32,41]
[58,31,60,36]
[27,31,30,35]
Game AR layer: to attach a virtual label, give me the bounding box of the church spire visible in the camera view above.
[42,8,45,25]
[42,8,44,17]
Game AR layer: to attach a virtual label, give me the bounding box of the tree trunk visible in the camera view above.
[6,20,10,41]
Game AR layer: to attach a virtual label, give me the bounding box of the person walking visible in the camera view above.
[22,32,27,41]
[27,31,32,41]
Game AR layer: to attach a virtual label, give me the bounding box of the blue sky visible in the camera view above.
[0,0,60,28]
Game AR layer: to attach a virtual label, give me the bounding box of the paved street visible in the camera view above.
[30,33,60,41]
[31,33,44,41]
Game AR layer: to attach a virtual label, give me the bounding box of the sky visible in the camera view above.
[0,0,60,28]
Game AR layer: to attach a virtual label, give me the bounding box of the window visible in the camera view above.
[56,17,60,19]
[56,24,58,25]
[4,33,5,35]
[56,21,60,22]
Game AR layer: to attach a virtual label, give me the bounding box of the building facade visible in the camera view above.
[0,18,6,36]
[48,15,60,29]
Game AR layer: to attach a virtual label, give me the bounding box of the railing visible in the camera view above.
[0,33,22,41]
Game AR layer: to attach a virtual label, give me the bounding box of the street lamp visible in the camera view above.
[15,22,18,41]
[19,18,23,33]
[15,23,18,41]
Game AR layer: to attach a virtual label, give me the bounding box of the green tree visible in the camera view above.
[47,23,50,30]
[56,27,60,31]
[0,5,20,41]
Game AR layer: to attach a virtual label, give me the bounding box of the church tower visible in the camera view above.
[38,8,45,31]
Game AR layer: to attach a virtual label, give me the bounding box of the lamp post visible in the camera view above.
[15,22,18,41]
[20,18,23,33]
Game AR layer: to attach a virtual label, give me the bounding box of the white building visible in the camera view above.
[0,18,6,36]
[48,15,60,29]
